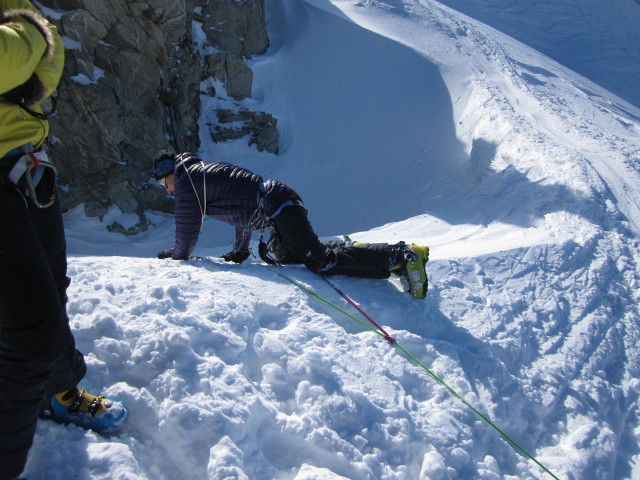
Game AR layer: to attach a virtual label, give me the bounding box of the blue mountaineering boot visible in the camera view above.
[405,243,429,299]
[40,387,128,435]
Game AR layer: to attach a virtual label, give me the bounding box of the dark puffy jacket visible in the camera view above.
[171,153,283,260]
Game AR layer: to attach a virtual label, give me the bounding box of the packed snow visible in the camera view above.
[21,0,640,479]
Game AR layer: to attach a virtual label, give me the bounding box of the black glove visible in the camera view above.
[221,250,250,264]
[157,248,174,259]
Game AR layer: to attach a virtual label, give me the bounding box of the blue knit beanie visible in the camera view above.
[152,150,176,179]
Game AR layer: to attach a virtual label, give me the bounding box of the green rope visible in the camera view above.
[278,272,560,480]
[278,272,384,336]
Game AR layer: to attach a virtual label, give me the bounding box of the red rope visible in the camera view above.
[320,275,395,344]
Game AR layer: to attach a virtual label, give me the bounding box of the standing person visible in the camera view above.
[152,150,429,299]
[0,3,127,479]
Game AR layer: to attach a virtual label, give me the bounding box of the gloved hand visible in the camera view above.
[221,250,250,264]
[157,248,174,259]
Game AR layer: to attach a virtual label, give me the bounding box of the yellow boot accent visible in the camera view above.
[55,388,107,415]
[406,244,429,299]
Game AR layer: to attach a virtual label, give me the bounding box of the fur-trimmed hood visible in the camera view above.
[1,0,65,156]
[0,8,54,58]
[0,4,60,107]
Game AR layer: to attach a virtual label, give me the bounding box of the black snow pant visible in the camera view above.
[268,187,399,278]
[0,182,86,480]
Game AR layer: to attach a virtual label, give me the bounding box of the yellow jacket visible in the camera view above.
[0,0,64,157]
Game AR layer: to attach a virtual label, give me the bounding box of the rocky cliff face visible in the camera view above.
[39,0,278,234]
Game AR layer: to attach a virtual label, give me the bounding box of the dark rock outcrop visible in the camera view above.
[39,0,276,234]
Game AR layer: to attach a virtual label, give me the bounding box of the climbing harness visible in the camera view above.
[1,145,58,208]
[277,271,560,480]
[246,182,304,266]
[247,183,273,263]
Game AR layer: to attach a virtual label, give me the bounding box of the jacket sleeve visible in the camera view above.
[233,225,251,253]
[171,171,204,260]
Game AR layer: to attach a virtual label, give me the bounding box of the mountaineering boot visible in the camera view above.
[40,387,128,435]
[390,242,429,299]
[405,244,429,299]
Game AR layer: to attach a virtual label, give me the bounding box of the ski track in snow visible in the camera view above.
[21,0,640,479]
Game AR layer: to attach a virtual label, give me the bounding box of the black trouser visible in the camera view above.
[269,188,396,278]
[0,183,86,480]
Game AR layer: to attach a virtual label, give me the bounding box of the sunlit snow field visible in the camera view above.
[23,0,640,479]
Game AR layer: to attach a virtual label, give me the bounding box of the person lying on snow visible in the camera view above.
[152,150,429,299]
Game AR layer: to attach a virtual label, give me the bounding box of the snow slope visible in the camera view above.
[431,0,640,109]
[21,0,640,479]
